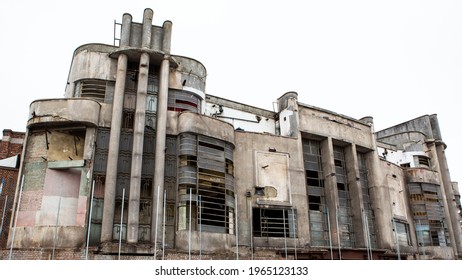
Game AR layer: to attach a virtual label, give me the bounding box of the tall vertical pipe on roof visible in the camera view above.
[127,8,153,243]
[151,20,172,245]
[100,13,131,243]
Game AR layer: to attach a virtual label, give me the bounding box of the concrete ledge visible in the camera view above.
[28,98,101,128]
[48,160,85,169]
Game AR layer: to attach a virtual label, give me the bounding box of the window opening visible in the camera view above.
[334,146,355,248]
[252,208,297,238]
[357,153,377,248]
[177,133,235,234]
[409,182,447,246]
[303,139,328,246]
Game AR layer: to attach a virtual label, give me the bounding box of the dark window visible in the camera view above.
[253,208,297,238]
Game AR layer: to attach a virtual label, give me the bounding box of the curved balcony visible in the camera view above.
[177,111,235,145]
[28,98,101,128]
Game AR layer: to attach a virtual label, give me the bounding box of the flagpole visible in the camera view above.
[9,175,24,260]
[235,194,238,260]
[292,208,297,260]
[199,195,202,259]
[118,188,125,260]
[335,206,341,260]
[154,186,160,260]
[52,185,63,260]
[162,189,166,260]
[0,195,8,238]
[326,206,333,260]
[85,180,95,260]
[188,189,192,260]
[283,209,288,260]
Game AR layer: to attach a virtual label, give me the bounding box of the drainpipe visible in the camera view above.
[100,13,131,242]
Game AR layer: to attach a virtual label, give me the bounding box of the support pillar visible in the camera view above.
[434,142,462,256]
[126,8,153,244]
[345,144,366,248]
[321,137,340,248]
[365,144,393,249]
[126,52,150,243]
[151,20,172,246]
[100,13,131,243]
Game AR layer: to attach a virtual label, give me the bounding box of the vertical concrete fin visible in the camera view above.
[120,13,132,48]
[142,8,154,49]
[162,21,173,54]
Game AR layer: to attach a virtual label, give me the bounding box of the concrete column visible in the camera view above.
[365,147,394,250]
[434,142,462,256]
[321,137,340,247]
[126,52,150,243]
[151,56,169,244]
[344,144,366,248]
[151,20,172,245]
[142,9,153,49]
[125,9,153,244]
[101,53,128,242]
[120,13,132,47]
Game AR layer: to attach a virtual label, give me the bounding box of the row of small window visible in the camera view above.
[74,79,201,113]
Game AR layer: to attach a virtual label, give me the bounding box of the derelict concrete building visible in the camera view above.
[2,9,461,260]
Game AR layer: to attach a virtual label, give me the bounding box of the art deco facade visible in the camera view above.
[1,9,460,260]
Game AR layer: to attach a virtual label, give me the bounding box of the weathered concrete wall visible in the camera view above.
[65,44,118,98]
[406,168,441,185]
[380,160,417,256]
[170,56,207,93]
[233,131,308,250]
[177,111,235,145]
[298,105,374,150]
[376,115,440,149]
[28,99,101,128]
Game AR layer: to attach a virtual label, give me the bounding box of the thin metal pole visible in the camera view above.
[9,175,24,260]
[235,195,238,260]
[154,186,160,260]
[418,219,426,259]
[162,189,166,260]
[118,188,125,260]
[189,189,192,260]
[0,195,8,238]
[249,199,254,260]
[391,202,400,260]
[85,180,95,260]
[199,195,202,259]
[283,209,288,260]
[326,206,333,260]
[52,187,63,260]
[335,206,341,260]
[363,210,371,260]
[292,208,297,260]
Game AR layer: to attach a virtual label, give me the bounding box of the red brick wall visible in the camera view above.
[0,129,25,159]
[0,129,24,249]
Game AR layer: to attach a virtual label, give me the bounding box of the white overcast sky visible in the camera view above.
[0,0,461,186]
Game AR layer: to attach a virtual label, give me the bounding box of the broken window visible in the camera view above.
[409,182,447,246]
[89,174,105,245]
[334,146,355,248]
[74,79,115,103]
[168,89,201,113]
[302,138,328,246]
[395,220,411,246]
[358,152,377,248]
[252,208,297,238]
[177,133,235,235]
[413,155,430,168]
